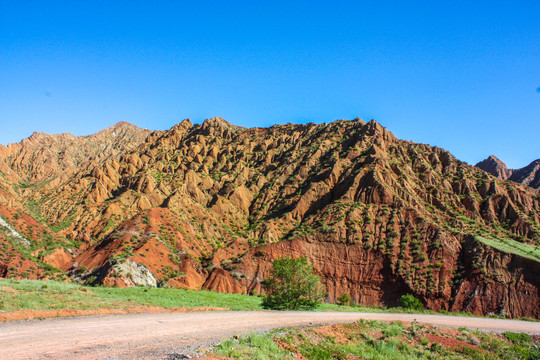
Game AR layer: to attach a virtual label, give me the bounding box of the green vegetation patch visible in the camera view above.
[262,257,326,310]
[1,279,538,323]
[0,279,127,311]
[213,320,540,360]
[90,286,263,310]
[475,236,540,263]
[216,332,292,359]
[0,279,373,314]
[0,279,262,312]
[0,279,429,316]
[398,294,423,311]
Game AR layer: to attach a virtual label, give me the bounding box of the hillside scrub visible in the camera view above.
[213,320,540,360]
[262,257,326,310]
[398,294,423,310]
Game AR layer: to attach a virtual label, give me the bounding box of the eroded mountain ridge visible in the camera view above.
[0,117,539,318]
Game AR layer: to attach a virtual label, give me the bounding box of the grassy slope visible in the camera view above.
[0,279,388,313]
[214,320,540,360]
[1,279,126,311]
[475,236,540,263]
[0,279,261,311]
[0,278,439,314]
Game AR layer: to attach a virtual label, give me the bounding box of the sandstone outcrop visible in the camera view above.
[92,260,157,288]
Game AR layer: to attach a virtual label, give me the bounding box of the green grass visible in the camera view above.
[0,279,379,313]
[0,279,261,311]
[0,279,394,314]
[90,286,262,310]
[1,279,538,323]
[0,279,128,311]
[475,236,540,263]
[0,279,427,314]
[213,320,540,360]
[216,333,292,359]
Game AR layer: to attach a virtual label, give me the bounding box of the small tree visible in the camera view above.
[398,294,423,310]
[262,257,326,310]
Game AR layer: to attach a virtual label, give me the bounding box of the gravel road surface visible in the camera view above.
[1,311,539,359]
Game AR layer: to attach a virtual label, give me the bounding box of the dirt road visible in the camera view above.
[1,311,539,360]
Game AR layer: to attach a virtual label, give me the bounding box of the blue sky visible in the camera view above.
[1,1,539,168]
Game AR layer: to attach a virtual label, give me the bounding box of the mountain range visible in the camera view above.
[0,118,538,318]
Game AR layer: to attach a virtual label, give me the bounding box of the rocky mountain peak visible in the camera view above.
[0,122,151,184]
[475,155,512,180]
[103,121,140,133]
[89,121,148,138]
[476,155,540,189]
[201,116,244,137]
[363,119,397,144]
[173,118,193,130]
[113,121,132,127]
[202,116,242,130]
[510,159,540,189]
[24,131,76,144]
[27,131,48,141]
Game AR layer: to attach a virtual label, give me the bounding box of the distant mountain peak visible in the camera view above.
[510,159,540,189]
[486,154,502,163]
[202,116,243,130]
[475,155,512,180]
[476,155,540,189]
[0,122,151,184]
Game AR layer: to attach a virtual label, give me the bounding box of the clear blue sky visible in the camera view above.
[1,1,539,168]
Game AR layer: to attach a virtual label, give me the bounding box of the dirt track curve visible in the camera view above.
[1,311,539,360]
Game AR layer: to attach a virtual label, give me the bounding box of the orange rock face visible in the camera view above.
[42,248,73,271]
[0,117,539,318]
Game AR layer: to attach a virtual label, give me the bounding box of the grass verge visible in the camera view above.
[213,320,540,360]
[0,279,458,315]
[1,279,537,322]
[0,278,261,312]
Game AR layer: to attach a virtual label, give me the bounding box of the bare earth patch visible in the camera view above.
[425,333,482,351]
[313,325,351,343]
[0,306,227,322]
[0,285,18,293]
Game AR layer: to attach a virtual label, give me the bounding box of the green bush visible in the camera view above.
[337,293,350,306]
[398,294,423,310]
[262,257,326,310]
[503,331,532,344]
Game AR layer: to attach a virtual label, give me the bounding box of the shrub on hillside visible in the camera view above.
[398,294,423,310]
[262,257,326,310]
[337,293,350,306]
